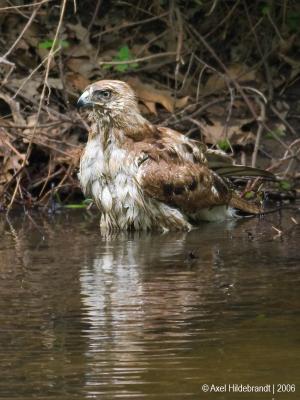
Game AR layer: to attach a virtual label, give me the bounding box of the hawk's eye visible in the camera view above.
[94,90,112,101]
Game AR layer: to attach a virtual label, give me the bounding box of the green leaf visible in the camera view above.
[265,129,286,140]
[279,180,292,191]
[101,45,139,73]
[102,64,112,70]
[217,139,231,151]
[115,63,130,72]
[287,12,300,32]
[60,40,69,48]
[261,4,270,15]
[55,191,62,204]
[256,313,266,320]
[38,39,69,50]
[64,203,87,209]
[39,40,53,49]
[244,191,255,200]
[63,198,93,209]
[118,45,130,61]
[83,198,93,205]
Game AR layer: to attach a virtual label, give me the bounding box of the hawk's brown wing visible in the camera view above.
[138,157,232,214]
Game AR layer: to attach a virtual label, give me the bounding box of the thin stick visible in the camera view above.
[2,5,40,60]
[270,104,297,136]
[243,1,273,100]
[252,100,265,167]
[1,121,63,129]
[174,7,183,98]
[0,0,52,11]
[188,24,293,154]
[98,52,177,66]
[13,47,61,98]
[7,0,68,210]
[205,0,240,38]
[93,12,169,38]
[3,138,25,159]
[180,52,194,92]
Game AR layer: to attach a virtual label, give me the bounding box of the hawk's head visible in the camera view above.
[77,80,140,128]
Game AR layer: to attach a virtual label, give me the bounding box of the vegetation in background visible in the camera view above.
[103,45,139,72]
[0,0,299,210]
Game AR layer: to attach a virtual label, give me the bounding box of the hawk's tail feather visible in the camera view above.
[213,165,275,180]
[229,193,262,214]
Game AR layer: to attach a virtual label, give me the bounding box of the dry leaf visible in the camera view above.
[22,23,40,47]
[66,72,90,92]
[26,114,40,127]
[175,96,189,109]
[67,57,97,77]
[278,34,297,54]
[0,94,26,125]
[9,77,41,99]
[47,78,63,90]
[67,23,90,43]
[203,64,259,95]
[0,135,25,185]
[142,101,157,114]
[127,77,189,114]
[201,118,256,145]
[279,53,300,81]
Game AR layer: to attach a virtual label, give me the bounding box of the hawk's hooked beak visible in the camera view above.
[77,90,93,109]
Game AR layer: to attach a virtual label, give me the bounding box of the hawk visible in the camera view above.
[77,80,273,231]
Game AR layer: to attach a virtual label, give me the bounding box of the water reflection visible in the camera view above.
[0,211,299,399]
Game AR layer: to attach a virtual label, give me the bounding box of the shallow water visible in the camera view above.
[0,209,299,400]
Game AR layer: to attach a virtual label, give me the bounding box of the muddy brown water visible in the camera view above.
[0,209,299,400]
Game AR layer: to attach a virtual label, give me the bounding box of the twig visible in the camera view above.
[1,121,63,129]
[180,52,194,93]
[117,1,158,17]
[87,0,102,32]
[272,225,283,239]
[13,46,61,98]
[188,23,293,156]
[196,65,207,102]
[205,0,240,38]
[174,7,183,99]
[136,31,168,57]
[7,0,68,210]
[5,0,31,19]
[243,1,273,100]
[93,12,169,38]
[223,86,235,141]
[283,138,300,176]
[266,11,283,41]
[252,100,265,167]
[242,86,267,104]
[25,210,45,239]
[2,138,25,159]
[188,24,261,120]
[0,3,41,86]
[1,5,40,60]
[37,167,65,195]
[206,0,218,16]
[270,104,297,136]
[98,52,177,66]
[0,0,52,11]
